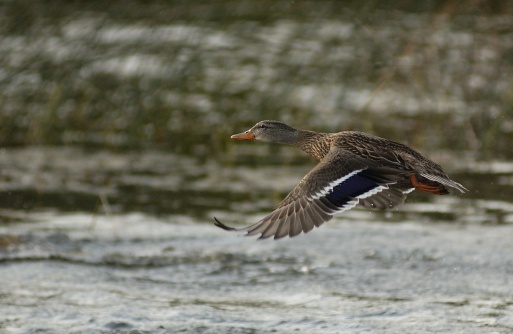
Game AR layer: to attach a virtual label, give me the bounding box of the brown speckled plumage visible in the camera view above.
[296,131,332,161]
[215,120,467,240]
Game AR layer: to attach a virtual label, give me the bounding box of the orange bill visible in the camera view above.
[231,130,255,140]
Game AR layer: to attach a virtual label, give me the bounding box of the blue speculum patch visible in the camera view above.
[325,174,378,207]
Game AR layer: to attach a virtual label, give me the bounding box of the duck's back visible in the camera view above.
[331,131,441,172]
[329,131,467,194]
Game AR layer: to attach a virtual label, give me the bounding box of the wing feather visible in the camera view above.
[215,149,406,239]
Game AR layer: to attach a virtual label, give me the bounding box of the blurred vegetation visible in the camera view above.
[0,0,513,160]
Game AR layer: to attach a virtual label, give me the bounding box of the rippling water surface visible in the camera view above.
[1,1,513,333]
[2,210,513,333]
[0,148,512,333]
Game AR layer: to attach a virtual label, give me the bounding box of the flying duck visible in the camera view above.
[214,120,467,239]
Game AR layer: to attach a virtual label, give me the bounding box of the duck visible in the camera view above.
[214,120,467,240]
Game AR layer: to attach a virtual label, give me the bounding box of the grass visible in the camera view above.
[0,1,512,161]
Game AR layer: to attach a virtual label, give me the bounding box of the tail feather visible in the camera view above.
[419,173,468,193]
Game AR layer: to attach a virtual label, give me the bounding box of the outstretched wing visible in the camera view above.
[214,149,407,239]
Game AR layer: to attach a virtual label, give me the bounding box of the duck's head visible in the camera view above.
[231,120,298,144]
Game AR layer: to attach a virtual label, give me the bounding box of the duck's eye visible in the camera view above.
[259,124,267,129]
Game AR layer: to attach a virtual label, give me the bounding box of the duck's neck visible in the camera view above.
[294,130,331,161]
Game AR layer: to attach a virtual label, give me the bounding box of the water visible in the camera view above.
[0,148,512,333]
[1,211,513,333]
[1,1,513,333]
